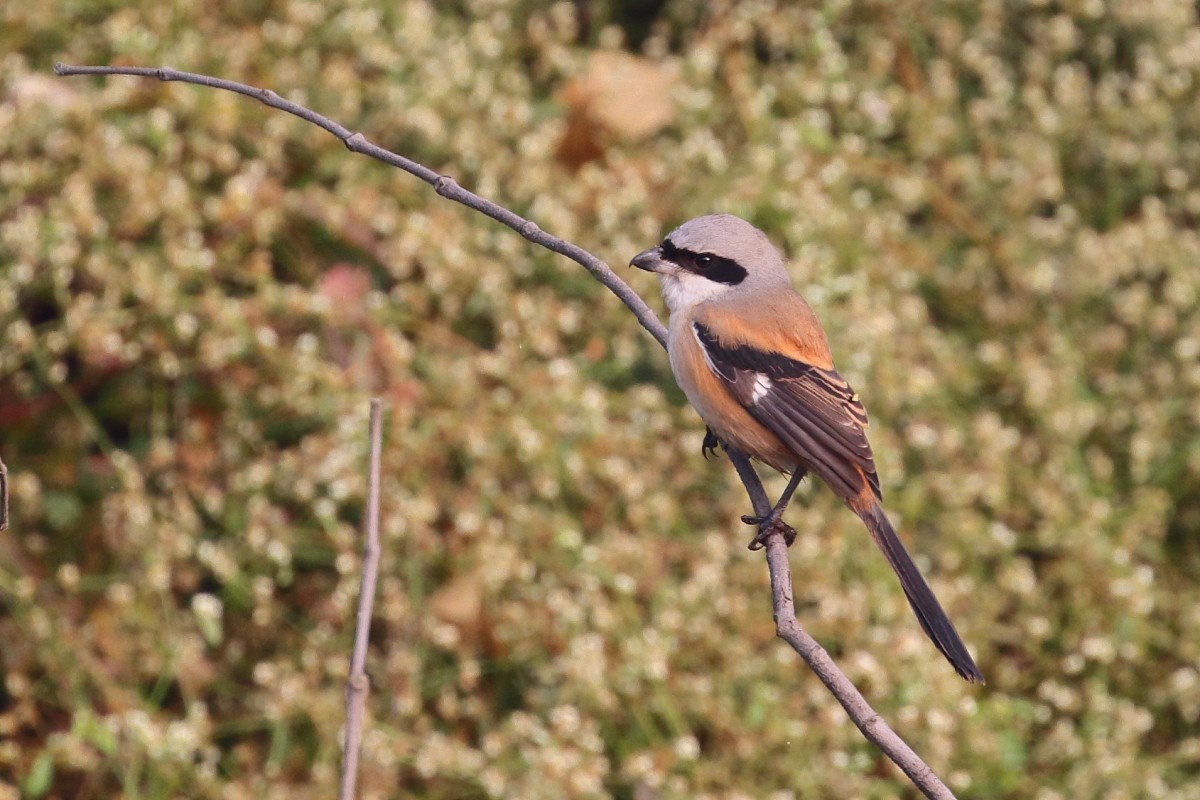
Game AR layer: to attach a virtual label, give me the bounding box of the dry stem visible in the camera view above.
[339,398,385,800]
[0,455,8,531]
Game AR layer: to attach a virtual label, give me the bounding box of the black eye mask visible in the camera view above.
[660,239,749,285]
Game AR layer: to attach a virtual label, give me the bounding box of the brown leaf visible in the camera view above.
[557,52,678,167]
[428,566,491,650]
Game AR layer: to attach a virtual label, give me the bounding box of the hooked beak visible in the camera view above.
[629,246,665,273]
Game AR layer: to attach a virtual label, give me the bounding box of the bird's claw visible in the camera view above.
[702,427,721,460]
[741,514,797,550]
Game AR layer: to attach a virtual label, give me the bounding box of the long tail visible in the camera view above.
[848,495,984,684]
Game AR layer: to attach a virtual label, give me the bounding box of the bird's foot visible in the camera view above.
[741,512,796,550]
[702,427,721,460]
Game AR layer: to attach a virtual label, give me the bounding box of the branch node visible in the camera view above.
[519,220,542,239]
[158,67,176,82]
[434,175,458,196]
[344,132,367,151]
[861,711,884,735]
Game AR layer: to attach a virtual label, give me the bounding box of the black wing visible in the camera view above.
[693,321,881,500]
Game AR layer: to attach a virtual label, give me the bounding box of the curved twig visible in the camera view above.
[54,62,958,800]
[52,64,666,350]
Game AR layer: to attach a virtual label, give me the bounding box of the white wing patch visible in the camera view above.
[750,373,772,404]
[691,321,774,405]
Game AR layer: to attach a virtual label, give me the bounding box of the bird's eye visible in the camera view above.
[695,255,713,269]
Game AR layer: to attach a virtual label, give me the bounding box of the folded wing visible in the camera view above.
[691,318,983,682]
[691,320,881,501]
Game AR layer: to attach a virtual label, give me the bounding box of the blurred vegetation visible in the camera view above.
[3,0,1200,797]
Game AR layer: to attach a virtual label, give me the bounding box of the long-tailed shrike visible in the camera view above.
[631,213,983,683]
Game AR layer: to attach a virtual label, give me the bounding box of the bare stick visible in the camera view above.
[340,398,384,800]
[55,63,958,799]
[0,455,8,531]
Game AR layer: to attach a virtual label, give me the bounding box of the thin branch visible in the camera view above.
[0,455,8,531]
[726,448,954,797]
[55,63,958,799]
[340,398,384,800]
[51,63,666,350]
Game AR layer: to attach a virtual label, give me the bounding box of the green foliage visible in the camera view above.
[3,0,1200,797]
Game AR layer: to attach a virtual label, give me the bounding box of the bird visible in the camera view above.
[630,213,983,684]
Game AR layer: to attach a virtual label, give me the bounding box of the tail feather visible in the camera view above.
[850,497,984,684]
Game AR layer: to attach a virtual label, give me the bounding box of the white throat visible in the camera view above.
[657,271,733,315]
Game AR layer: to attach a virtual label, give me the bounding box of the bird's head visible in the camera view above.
[630,214,790,314]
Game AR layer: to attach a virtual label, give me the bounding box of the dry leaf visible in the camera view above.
[557,52,678,167]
